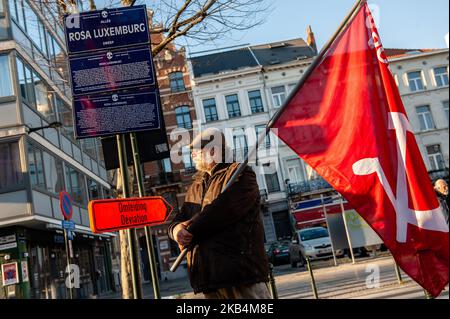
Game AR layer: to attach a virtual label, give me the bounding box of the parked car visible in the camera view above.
[297,227,344,263]
[265,240,291,266]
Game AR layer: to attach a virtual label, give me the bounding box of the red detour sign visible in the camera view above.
[59,191,73,220]
[88,196,173,233]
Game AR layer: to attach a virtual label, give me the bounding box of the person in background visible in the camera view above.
[434,179,449,225]
[289,238,302,268]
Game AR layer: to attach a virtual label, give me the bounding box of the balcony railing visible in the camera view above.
[287,178,332,196]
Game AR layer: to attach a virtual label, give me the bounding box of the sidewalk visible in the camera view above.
[96,255,449,299]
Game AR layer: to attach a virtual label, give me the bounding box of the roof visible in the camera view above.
[190,48,259,78]
[385,48,444,59]
[190,38,316,78]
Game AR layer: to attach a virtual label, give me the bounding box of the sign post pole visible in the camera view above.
[63,226,73,299]
[60,191,74,299]
[321,195,338,267]
[339,195,356,264]
[130,132,161,299]
[116,134,143,299]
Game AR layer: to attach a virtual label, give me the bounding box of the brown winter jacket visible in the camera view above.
[168,163,269,294]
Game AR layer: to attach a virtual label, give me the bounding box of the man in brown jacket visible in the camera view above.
[168,128,271,299]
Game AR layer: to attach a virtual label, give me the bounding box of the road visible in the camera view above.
[272,256,449,299]
[99,255,449,299]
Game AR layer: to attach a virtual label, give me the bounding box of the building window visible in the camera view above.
[407,71,425,92]
[434,67,449,87]
[265,170,281,193]
[28,143,46,190]
[64,165,87,205]
[248,90,264,114]
[42,151,65,195]
[233,129,248,162]
[271,86,286,108]
[255,125,270,148]
[56,97,75,141]
[169,72,185,93]
[443,101,449,125]
[287,83,297,93]
[87,178,100,200]
[426,145,445,171]
[225,94,241,118]
[162,158,172,173]
[0,141,23,190]
[182,146,194,171]
[286,158,305,184]
[81,138,97,160]
[175,106,192,129]
[24,1,48,55]
[0,55,13,97]
[49,35,64,77]
[203,98,218,122]
[416,105,435,131]
[9,0,26,31]
[34,74,54,121]
[16,57,36,107]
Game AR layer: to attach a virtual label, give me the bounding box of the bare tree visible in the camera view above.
[136,0,271,55]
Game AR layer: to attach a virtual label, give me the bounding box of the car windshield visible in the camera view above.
[300,228,329,241]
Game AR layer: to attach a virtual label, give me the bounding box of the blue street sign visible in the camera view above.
[60,191,73,220]
[73,90,161,139]
[293,196,333,211]
[64,6,150,54]
[69,45,155,96]
[62,220,75,231]
[67,231,74,241]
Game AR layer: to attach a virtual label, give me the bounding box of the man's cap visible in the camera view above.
[189,128,227,150]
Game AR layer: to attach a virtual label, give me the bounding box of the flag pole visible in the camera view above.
[170,0,367,273]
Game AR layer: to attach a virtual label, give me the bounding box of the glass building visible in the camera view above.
[0,0,116,298]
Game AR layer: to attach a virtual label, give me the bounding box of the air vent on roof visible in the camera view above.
[296,55,308,60]
[269,42,288,49]
[269,59,281,65]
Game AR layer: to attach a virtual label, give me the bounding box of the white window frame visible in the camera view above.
[271,86,286,108]
[416,105,435,131]
[406,71,426,92]
[426,145,445,171]
[285,158,305,185]
[443,100,449,126]
[433,66,449,88]
[0,55,14,97]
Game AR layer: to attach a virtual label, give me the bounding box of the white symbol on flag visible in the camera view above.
[353,112,449,243]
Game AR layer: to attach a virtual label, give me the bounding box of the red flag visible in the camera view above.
[272,3,449,297]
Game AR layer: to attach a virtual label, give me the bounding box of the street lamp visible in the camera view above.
[27,121,63,134]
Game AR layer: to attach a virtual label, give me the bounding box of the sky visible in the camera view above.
[175,0,450,55]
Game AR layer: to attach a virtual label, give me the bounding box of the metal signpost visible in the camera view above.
[320,194,338,267]
[59,191,74,299]
[64,5,164,299]
[339,195,356,264]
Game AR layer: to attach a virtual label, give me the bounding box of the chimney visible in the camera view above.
[307,25,318,55]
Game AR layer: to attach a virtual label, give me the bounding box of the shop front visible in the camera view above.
[0,226,114,299]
